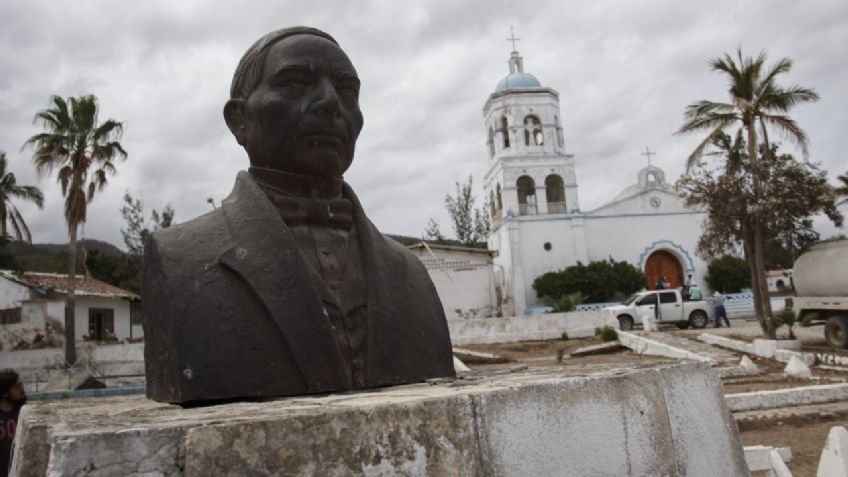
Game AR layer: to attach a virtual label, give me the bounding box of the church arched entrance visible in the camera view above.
[645,250,683,290]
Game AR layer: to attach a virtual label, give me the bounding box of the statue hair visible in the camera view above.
[230,26,338,100]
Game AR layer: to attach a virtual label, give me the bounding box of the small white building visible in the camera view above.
[766,269,792,292]
[408,243,500,320]
[482,47,708,315]
[0,270,140,350]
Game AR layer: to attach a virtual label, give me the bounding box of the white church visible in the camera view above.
[440,46,708,317]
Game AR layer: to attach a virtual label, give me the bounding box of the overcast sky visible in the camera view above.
[1,0,846,250]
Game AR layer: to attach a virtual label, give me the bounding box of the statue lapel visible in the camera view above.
[218,172,349,391]
[343,183,410,381]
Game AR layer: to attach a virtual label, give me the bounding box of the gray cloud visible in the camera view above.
[1,0,845,249]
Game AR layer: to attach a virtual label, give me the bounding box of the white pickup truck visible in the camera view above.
[608,289,713,331]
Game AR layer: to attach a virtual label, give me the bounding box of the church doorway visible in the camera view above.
[645,250,684,290]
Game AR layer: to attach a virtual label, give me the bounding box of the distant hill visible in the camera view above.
[6,239,125,272]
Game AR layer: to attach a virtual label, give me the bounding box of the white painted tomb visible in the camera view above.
[12,361,748,476]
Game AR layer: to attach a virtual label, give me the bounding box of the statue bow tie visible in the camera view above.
[271,194,354,230]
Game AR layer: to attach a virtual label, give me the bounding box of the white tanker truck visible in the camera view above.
[788,238,848,348]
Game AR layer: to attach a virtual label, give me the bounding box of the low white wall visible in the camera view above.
[0,342,145,384]
[448,309,616,345]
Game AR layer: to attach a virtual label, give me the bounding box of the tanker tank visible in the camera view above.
[792,238,848,297]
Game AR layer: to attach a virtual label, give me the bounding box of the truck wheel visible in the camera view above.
[618,315,634,331]
[676,322,691,330]
[825,316,848,348]
[689,311,708,329]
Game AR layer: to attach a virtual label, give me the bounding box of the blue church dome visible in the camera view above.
[495,72,542,92]
[494,50,542,93]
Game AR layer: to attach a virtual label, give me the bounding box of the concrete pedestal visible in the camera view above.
[13,361,748,476]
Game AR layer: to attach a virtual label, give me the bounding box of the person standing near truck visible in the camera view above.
[712,291,730,328]
[688,283,703,301]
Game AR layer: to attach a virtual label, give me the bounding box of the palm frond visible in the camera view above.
[762,115,810,156]
[10,207,32,243]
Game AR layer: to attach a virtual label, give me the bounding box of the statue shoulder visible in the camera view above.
[147,208,232,265]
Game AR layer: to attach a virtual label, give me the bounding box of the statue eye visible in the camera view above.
[274,73,313,89]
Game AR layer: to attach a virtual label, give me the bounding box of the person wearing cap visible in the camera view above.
[713,291,730,328]
[0,369,26,477]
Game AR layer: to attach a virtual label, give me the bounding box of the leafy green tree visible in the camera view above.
[444,176,489,246]
[0,237,20,270]
[677,50,821,339]
[24,95,127,365]
[705,256,751,293]
[533,259,646,304]
[422,217,445,243]
[0,151,44,242]
[119,190,175,291]
[120,190,175,257]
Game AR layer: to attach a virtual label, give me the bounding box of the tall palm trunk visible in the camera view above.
[65,223,78,366]
[742,220,766,331]
[745,120,775,338]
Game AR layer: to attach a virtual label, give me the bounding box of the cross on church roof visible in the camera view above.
[641,146,656,166]
[507,27,520,52]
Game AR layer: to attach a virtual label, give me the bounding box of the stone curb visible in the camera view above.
[698,334,754,354]
[726,383,848,412]
[697,334,816,366]
[619,331,716,365]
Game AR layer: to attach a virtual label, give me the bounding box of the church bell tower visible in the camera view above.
[482,35,583,315]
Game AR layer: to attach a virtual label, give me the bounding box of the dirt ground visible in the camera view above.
[460,336,665,370]
[740,418,848,477]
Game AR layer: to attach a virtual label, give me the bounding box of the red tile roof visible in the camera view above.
[0,271,138,299]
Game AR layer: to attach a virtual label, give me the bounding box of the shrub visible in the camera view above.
[533,259,646,304]
[800,312,818,327]
[775,309,797,339]
[556,349,566,362]
[560,331,569,341]
[595,325,618,342]
[705,255,751,293]
[553,292,585,313]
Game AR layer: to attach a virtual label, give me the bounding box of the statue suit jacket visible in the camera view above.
[142,171,455,404]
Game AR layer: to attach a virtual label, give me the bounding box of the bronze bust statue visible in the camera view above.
[142,27,455,404]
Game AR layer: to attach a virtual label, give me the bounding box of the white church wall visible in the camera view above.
[584,212,709,289]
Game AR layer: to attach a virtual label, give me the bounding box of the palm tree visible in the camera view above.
[0,151,44,242]
[678,50,819,339]
[24,95,127,365]
[837,172,848,206]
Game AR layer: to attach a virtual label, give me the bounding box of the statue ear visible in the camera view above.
[224,99,247,146]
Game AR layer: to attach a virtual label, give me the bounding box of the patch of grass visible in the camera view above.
[595,325,618,342]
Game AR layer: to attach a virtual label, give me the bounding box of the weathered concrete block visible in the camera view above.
[697,333,754,354]
[784,355,813,379]
[726,383,848,412]
[818,426,848,477]
[13,362,748,476]
[618,331,715,364]
[753,339,801,358]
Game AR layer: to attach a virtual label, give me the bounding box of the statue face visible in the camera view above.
[228,35,363,178]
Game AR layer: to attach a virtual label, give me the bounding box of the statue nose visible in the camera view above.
[307,78,340,118]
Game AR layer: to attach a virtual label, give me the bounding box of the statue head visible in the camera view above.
[224,27,364,179]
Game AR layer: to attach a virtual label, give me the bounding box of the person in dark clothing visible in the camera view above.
[0,369,26,477]
[712,291,730,328]
[655,276,667,290]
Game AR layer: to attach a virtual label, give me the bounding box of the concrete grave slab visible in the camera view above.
[12,362,748,476]
[818,426,848,477]
[569,341,623,357]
